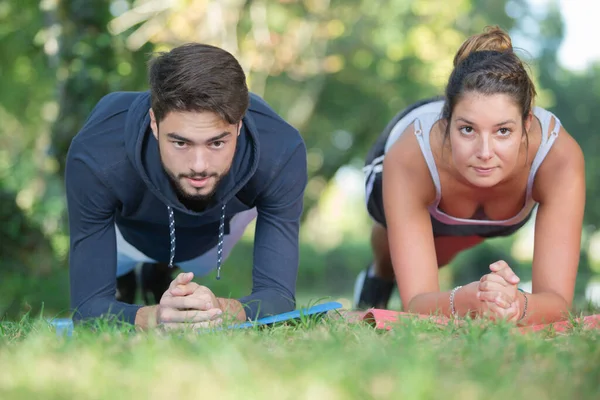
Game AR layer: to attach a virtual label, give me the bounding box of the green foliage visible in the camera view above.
[51,0,152,176]
[1,0,600,319]
[193,238,372,300]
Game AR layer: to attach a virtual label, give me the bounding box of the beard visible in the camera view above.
[162,165,228,212]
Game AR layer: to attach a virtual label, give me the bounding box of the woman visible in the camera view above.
[354,26,585,325]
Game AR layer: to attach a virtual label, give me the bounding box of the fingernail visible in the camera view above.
[215,309,223,315]
[476,291,481,298]
[206,302,212,309]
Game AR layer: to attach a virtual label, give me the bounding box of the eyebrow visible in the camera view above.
[166,131,232,143]
[456,117,517,126]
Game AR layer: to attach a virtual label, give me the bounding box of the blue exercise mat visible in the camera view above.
[228,301,343,330]
[48,301,343,336]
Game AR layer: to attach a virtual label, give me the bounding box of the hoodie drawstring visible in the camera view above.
[168,206,176,268]
[216,204,226,280]
[166,204,227,280]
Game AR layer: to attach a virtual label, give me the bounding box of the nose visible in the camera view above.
[477,134,494,161]
[191,148,209,172]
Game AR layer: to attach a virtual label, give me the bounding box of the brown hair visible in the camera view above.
[442,26,537,137]
[148,43,249,125]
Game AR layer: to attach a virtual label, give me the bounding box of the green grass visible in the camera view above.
[1,308,599,400]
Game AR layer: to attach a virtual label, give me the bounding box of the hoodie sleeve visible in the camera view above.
[65,141,142,324]
[238,142,308,320]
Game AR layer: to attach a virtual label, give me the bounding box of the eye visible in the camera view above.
[498,128,511,136]
[459,126,474,136]
[172,141,188,149]
[210,140,225,149]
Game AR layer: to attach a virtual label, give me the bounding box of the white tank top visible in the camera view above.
[385,101,561,226]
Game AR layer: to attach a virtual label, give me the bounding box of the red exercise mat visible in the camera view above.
[347,309,600,333]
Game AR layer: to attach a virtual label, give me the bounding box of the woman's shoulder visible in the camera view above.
[532,115,584,202]
[384,120,439,205]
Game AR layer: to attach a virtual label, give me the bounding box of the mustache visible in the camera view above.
[179,172,218,179]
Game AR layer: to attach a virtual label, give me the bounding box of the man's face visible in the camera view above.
[150,109,240,207]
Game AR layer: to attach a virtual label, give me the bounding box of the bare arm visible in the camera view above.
[520,127,585,324]
[383,126,481,316]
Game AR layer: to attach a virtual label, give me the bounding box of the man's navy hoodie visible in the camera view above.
[65,91,307,324]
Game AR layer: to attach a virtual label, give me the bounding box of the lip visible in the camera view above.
[186,176,211,188]
[472,166,496,175]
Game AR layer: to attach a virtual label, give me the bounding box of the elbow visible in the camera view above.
[70,296,113,322]
[265,289,296,315]
[71,296,104,322]
[558,292,573,311]
[542,289,573,310]
[280,295,296,313]
[240,289,296,320]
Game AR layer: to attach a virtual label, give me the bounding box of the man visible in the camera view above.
[65,43,307,329]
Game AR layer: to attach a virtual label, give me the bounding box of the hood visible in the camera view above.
[123,91,260,278]
[124,91,259,215]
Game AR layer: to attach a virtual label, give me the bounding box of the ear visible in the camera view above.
[237,121,243,136]
[149,108,159,140]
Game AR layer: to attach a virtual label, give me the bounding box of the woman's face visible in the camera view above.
[448,92,531,188]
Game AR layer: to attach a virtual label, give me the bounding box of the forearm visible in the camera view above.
[217,298,247,322]
[71,292,143,324]
[406,282,479,318]
[516,291,570,326]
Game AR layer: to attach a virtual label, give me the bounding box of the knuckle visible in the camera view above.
[159,297,171,307]
[182,310,195,322]
[158,307,171,322]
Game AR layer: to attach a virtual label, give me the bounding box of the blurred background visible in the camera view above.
[2,0,600,319]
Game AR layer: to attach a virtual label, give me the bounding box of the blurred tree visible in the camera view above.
[4,0,600,308]
[50,0,152,177]
[534,4,600,228]
[0,0,59,277]
[108,0,533,214]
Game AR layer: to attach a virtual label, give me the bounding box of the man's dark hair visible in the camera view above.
[148,43,249,124]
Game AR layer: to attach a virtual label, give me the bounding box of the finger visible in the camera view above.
[478,275,513,291]
[477,291,512,308]
[498,302,519,321]
[507,302,520,322]
[169,272,194,290]
[160,318,224,331]
[489,260,509,272]
[484,303,515,321]
[489,261,520,284]
[477,286,517,308]
[159,307,223,323]
[480,273,513,286]
[170,282,200,296]
[160,295,214,311]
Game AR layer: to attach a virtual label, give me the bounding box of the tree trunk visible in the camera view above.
[51,0,117,177]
